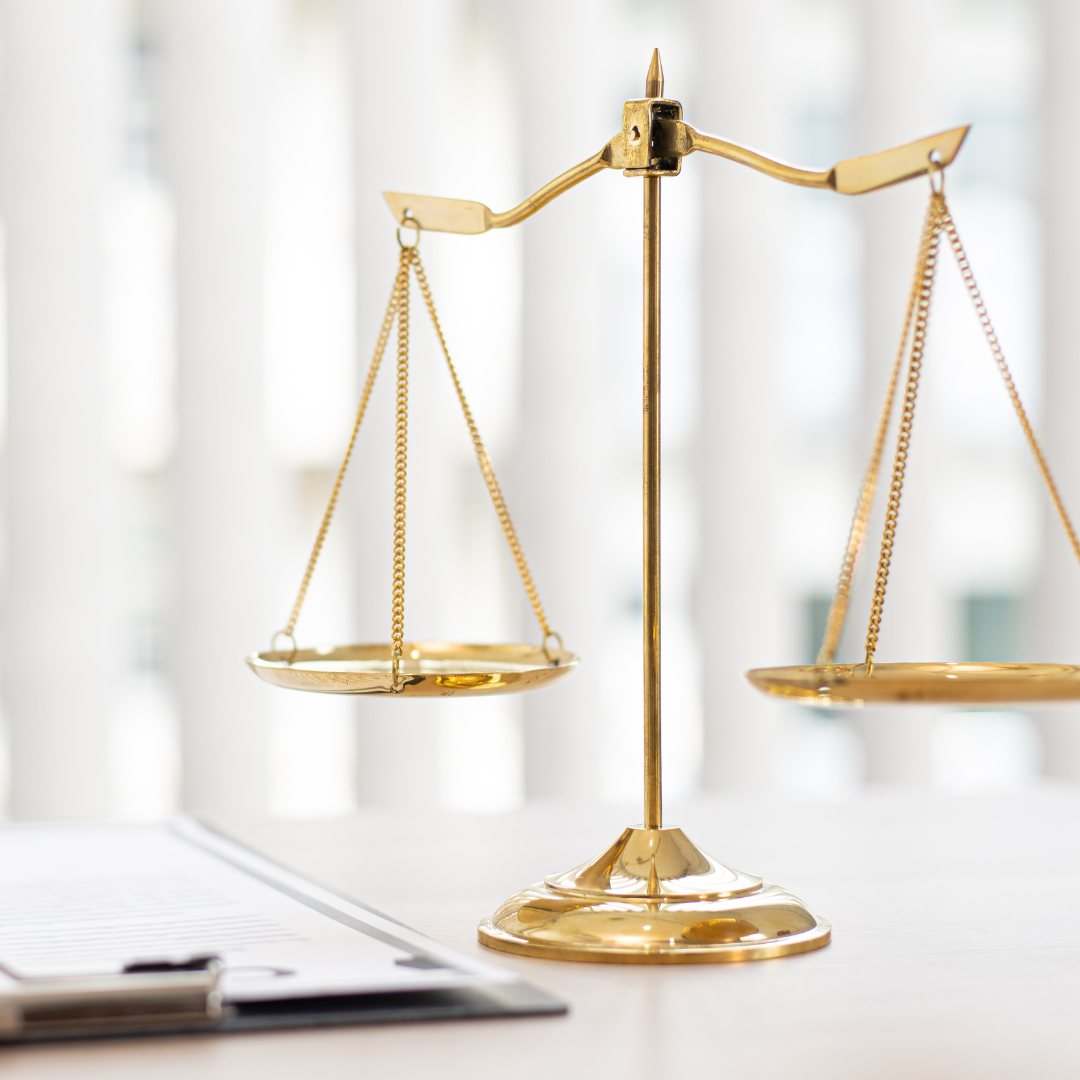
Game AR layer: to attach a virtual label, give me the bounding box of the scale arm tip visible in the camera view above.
[832,124,970,194]
[382,191,491,235]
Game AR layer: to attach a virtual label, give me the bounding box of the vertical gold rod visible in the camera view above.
[643,173,662,830]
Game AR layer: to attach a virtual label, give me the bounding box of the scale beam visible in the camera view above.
[383,124,969,235]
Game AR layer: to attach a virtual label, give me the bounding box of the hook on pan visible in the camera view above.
[271,630,298,663]
[927,149,945,195]
[397,210,421,249]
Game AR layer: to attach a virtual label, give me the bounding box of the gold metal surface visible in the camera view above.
[409,254,557,646]
[793,179,1080,701]
[863,192,946,665]
[264,241,565,692]
[467,52,859,961]
[382,154,609,235]
[266,48,979,962]
[278,255,407,644]
[747,662,1080,706]
[642,95,662,832]
[644,48,663,98]
[544,827,761,899]
[685,124,968,193]
[478,886,830,964]
[941,207,1080,576]
[817,196,942,665]
[478,825,829,964]
[390,244,411,684]
[248,642,578,697]
[383,124,969,236]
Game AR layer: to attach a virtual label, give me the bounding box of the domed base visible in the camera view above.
[477,826,830,964]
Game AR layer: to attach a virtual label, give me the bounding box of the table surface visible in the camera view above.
[5,786,1080,1079]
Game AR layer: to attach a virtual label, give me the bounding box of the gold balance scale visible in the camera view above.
[248,52,1080,963]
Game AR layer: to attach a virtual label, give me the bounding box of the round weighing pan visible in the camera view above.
[745,661,1080,706]
[247,640,578,697]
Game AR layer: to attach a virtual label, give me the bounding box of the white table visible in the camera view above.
[5,787,1080,1078]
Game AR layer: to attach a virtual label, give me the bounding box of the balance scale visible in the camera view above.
[247,51,1080,962]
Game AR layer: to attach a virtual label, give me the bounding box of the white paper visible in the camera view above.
[0,819,514,1003]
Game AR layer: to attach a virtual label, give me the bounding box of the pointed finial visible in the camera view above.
[645,49,663,98]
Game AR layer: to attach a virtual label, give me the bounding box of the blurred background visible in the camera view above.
[1,0,1078,822]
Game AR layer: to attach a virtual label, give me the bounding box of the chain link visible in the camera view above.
[940,206,1080,577]
[390,253,410,687]
[817,196,942,665]
[863,194,946,667]
[277,249,410,647]
[857,187,1080,668]
[275,233,559,670]
[408,248,557,650]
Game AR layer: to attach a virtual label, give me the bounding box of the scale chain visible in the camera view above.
[276,250,410,654]
[940,206,1080,577]
[860,186,1080,667]
[863,193,946,666]
[390,251,411,687]
[817,195,942,665]
[407,248,559,655]
[274,238,558,671]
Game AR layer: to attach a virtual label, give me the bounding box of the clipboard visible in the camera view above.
[0,819,565,1042]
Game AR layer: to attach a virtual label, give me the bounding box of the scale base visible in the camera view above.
[477,825,830,964]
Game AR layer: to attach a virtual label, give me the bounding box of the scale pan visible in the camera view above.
[746,662,1080,706]
[247,640,578,697]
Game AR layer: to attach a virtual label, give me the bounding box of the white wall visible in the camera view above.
[0,0,1063,819]
[1,0,126,819]
[1037,0,1080,778]
[157,0,279,817]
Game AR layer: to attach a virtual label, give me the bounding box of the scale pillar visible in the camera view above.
[642,49,663,831]
[476,52,831,962]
